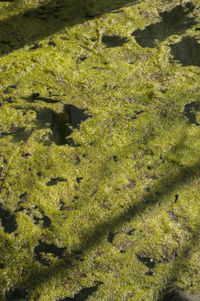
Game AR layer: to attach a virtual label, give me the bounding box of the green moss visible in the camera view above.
[1,0,200,300]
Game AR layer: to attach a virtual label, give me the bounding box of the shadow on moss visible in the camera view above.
[0,0,139,55]
[5,151,200,299]
[132,3,196,48]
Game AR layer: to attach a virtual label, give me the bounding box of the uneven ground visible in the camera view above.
[0,0,200,300]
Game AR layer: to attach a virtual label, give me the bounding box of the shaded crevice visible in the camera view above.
[29,43,42,50]
[23,93,60,103]
[132,4,196,47]
[19,191,28,201]
[107,231,114,243]
[126,228,135,235]
[34,241,66,266]
[91,66,104,70]
[5,288,28,301]
[64,104,89,129]
[3,84,17,94]
[59,199,71,211]
[58,283,102,301]
[40,215,51,228]
[0,204,17,233]
[46,177,67,186]
[183,102,200,126]
[0,262,4,268]
[35,104,89,146]
[73,157,81,165]
[170,37,200,67]
[48,41,56,47]
[86,1,140,17]
[15,201,51,228]
[160,288,200,301]
[0,126,30,143]
[76,55,87,64]
[102,35,129,48]
[3,97,14,103]
[7,103,88,146]
[6,157,200,296]
[112,155,118,162]
[136,255,155,274]
[128,110,144,120]
[32,209,51,228]
[76,177,83,184]
[0,0,140,55]
[174,194,179,203]
[21,152,32,158]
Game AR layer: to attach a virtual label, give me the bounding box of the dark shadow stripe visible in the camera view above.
[0,0,139,56]
[6,156,200,297]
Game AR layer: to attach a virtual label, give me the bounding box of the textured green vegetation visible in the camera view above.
[0,0,200,300]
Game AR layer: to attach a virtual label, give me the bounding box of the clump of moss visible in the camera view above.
[1,0,200,300]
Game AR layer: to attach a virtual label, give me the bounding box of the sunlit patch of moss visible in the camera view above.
[1,0,200,300]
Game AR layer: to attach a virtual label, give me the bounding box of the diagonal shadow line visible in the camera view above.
[158,223,200,301]
[0,0,140,56]
[7,157,200,297]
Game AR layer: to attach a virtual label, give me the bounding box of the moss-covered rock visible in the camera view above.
[1,0,200,300]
